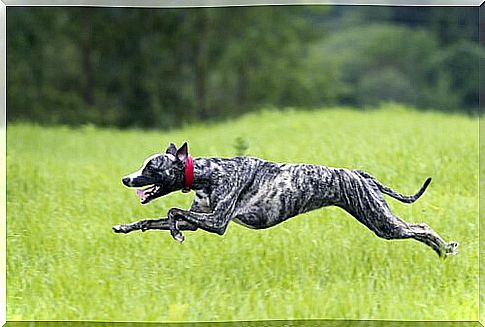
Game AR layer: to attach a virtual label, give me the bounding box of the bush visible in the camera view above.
[422,41,483,113]
[313,24,441,108]
[356,67,416,107]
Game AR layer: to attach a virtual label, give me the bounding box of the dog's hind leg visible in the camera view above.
[112,218,197,234]
[406,223,458,257]
[338,201,457,257]
[336,174,457,257]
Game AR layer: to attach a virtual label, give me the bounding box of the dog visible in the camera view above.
[113,142,459,258]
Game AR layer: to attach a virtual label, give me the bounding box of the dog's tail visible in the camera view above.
[356,170,432,204]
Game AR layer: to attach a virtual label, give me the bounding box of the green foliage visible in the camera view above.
[8,7,320,128]
[316,24,437,107]
[423,41,483,112]
[356,68,416,107]
[233,136,249,156]
[6,7,481,128]
[7,107,478,321]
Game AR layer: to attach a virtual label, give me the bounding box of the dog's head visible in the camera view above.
[122,142,189,204]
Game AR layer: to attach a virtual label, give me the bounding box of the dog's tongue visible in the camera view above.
[136,189,145,199]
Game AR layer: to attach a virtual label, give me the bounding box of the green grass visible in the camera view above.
[7,105,479,322]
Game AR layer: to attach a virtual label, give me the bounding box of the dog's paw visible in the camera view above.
[172,232,185,243]
[444,241,459,257]
[112,224,130,234]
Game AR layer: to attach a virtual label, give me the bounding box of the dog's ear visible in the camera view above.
[165,143,177,155]
[176,142,188,162]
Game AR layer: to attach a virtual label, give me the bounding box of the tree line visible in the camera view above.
[7,6,482,128]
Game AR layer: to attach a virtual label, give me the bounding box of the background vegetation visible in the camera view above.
[7,106,478,321]
[7,6,482,128]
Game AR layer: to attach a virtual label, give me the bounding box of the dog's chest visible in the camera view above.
[192,189,211,212]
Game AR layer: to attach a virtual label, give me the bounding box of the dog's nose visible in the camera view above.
[122,177,131,186]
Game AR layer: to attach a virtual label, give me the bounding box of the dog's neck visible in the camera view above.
[190,158,215,191]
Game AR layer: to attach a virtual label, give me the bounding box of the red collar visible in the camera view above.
[182,156,194,193]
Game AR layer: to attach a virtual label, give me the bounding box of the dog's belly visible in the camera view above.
[232,216,260,229]
[232,168,333,229]
[232,195,329,229]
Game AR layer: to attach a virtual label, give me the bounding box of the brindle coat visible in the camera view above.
[113,142,458,257]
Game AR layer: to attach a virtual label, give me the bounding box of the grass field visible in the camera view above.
[7,106,479,322]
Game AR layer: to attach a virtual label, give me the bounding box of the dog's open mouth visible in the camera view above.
[136,185,162,204]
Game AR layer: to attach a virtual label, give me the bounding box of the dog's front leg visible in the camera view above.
[168,207,233,237]
[113,218,168,234]
[168,198,212,243]
[167,186,240,241]
[113,218,197,234]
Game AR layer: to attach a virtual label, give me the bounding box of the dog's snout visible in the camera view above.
[122,177,131,186]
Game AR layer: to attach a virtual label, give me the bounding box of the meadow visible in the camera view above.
[6,106,479,322]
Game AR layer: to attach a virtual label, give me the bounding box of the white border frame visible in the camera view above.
[0,2,482,327]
